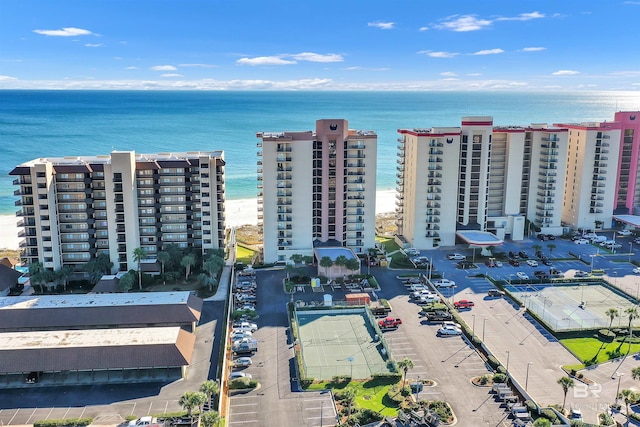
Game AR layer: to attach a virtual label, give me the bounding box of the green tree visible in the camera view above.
[547,243,556,254]
[606,308,620,333]
[342,389,356,423]
[290,254,304,265]
[28,262,45,293]
[132,247,147,290]
[157,251,171,285]
[84,253,113,285]
[203,255,224,291]
[178,391,207,418]
[398,358,415,389]
[200,411,221,427]
[344,257,361,274]
[631,366,640,381]
[619,389,637,423]
[118,271,136,292]
[319,256,333,271]
[181,254,196,281]
[532,418,551,427]
[56,265,74,291]
[557,376,574,412]
[334,255,348,275]
[200,380,220,409]
[532,244,542,253]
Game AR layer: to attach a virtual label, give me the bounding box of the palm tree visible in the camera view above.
[557,376,574,412]
[344,257,361,274]
[200,380,220,409]
[203,256,224,291]
[57,265,74,291]
[606,308,620,333]
[619,389,637,424]
[132,247,146,290]
[200,411,221,427]
[398,358,415,389]
[632,366,640,381]
[157,251,171,284]
[178,391,207,418]
[181,254,196,281]
[335,255,348,276]
[319,256,333,275]
[625,307,639,339]
[118,271,135,292]
[532,244,542,254]
[342,389,356,423]
[547,243,556,254]
[28,262,45,293]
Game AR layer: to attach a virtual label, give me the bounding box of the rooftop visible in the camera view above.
[0,291,192,310]
[456,230,504,247]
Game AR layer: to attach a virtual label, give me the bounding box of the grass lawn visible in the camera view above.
[376,236,400,254]
[562,336,640,367]
[306,378,400,417]
[236,244,255,265]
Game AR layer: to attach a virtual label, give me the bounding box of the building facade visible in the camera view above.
[257,119,377,263]
[10,151,226,272]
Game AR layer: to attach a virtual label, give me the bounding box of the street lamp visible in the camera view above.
[347,356,354,379]
[506,351,510,372]
[614,372,624,406]
[472,314,476,336]
[525,362,533,391]
[482,318,487,341]
[630,242,633,263]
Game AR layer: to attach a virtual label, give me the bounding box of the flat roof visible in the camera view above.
[456,230,504,246]
[613,215,640,228]
[0,291,192,309]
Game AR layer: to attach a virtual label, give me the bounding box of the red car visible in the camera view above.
[378,317,402,329]
[454,300,475,309]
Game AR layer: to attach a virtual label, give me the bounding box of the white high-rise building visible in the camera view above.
[257,119,377,263]
[11,151,226,272]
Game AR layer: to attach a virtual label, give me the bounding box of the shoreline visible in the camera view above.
[0,189,397,251]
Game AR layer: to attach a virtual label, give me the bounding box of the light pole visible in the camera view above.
[525,362,533,391]
[415,375,420,402]
[347,356,354,379]
[482,318,487,341]
[614,372,624,406]
[472,314,476,336]
[630,242,633,263]
[506,351,510,372]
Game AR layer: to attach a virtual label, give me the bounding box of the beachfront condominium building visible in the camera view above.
[612,112,640,216]
[556,120,622,230]
[257,119,377,264]
[396,117,570,249]
[10,151,226,272]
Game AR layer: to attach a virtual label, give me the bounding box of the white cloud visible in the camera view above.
[179,63,217,68]
[419,26,429,31]
[125,66,138,70]
[441,78,459,81]
[418,50,459,58]
[0,75,17,81]
[151,65,177,71]
[440,72,457,76]
[610,70,640,76]
[368,21,395,30]
[236,56,296,66]
[436,15,492,32]
[552,70,580,75]
[521,47,546,52]
[472,48,504,55]
[33,27,93,37]
[291,52,343,63]
[495,11,545,21]
[85,43,103,48]
[161,74,182,77]
[623,1,640,4]
[466,73,482,76]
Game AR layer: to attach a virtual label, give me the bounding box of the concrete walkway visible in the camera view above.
[207,227,236,302]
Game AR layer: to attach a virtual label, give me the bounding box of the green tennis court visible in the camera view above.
[296,309,394,380]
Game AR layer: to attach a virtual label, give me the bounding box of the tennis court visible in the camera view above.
[506,282,637,332]
[296,309,393,380]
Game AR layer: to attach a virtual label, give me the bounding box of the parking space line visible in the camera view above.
[231,403,258,407]
[25,408,38,425]
[8,408,19,425]
[45,407,55,421]
[232,411,258,415]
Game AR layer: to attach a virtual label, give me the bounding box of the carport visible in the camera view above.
[456,230,504,257]
[612,214,640,229]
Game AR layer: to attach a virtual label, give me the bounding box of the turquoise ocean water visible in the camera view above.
[1,90,639,215]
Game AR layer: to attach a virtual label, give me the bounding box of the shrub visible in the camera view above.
[354,409,383,425]
[540,408,559,423]
[34,418,93,427]
[493,373,507,383]
[598,329,616,341]
[524,400,537,413]
[229,377,254,389]
[371,372,402,382]
[599,412,614,426]
[300,378,314,388]
[486,355,500,370]
[478,375,490,385]
[496,365,507,375]
[386,386,405,405]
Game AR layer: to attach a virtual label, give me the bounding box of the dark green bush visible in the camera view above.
[354,408,383,425]
[540,408,559,423]
[386,386,405,405]
[493,373,507,383]
[371,372,402,382]
[34,418,93,427]
[229,377,255,389]
[487,355,500,370]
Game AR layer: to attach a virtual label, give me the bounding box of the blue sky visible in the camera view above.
[1,0,639,90]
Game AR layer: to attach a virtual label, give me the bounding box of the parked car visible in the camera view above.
[550,268,564,277]
[525,260,538,267]
[633,267,640,274]
[518,251,529,259]
[409,283,427,292]
[417,295,441,304]
[509,259,520,266]
[494,260,503,267]
[508,251,519,259]
[446,253,466,260]
[422,310,453,321]
[533,270,549,279]
[457,260,475,269]
[570,409,583,421]
[604,242,622,249]
[634,237,640,244]
[574,270,589,278]
[590,235,607,243]
[487,289,505,297]
[618,229,633,236]
[405,248,420,256]
[230,372,252,380]
[232,357,253,368]
[516,272,529,280]
[231,331,253,341]
[453,300,475,309]
[442,321,462,329]
[541,258,553,266]
[432,279,456,288]
[379,317,403,329]
[437,325,463,336]
[574,238,590,245]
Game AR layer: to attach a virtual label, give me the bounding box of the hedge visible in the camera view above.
[34,418,93,427]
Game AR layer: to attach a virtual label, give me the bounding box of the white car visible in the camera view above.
[604,243,622,249]
[525,260,538,267]
[442,321,462,329]
[437,325,463,336]
[494,260,503,267]
[574,238,590,245]
[516,272,529,280]
[633,268,640,274]
[447,253,466,260]
[233,357,253,368]
[618,230,633,236]
[233,321,258,332]
[231,331,252,340]
[418,295,441,304]
[432,279,456,288]
[405,248,419,256]
[230,372,252,380]
[409,283,427,292]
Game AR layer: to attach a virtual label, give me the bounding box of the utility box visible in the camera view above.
[346,293,370,306]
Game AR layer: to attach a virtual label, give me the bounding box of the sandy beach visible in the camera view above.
[0,189,397,250]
